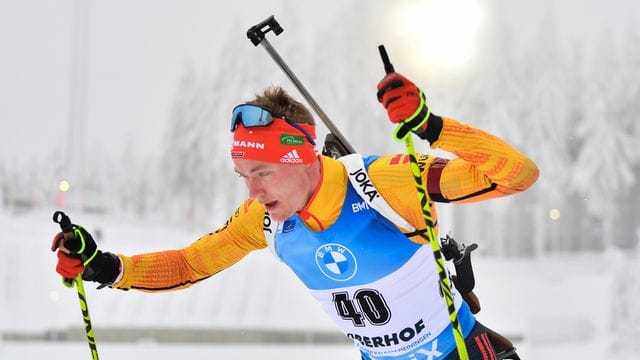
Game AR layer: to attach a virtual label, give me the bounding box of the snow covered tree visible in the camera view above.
[573,29,640,248]
[159,64,218,223]
[158,27,280,225]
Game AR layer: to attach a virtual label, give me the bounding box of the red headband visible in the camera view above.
[231,119,317,164]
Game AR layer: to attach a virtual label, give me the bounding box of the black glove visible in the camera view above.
[51,225,120,285]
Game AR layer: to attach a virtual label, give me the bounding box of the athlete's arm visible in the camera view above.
[370,116,538,205]
[112,199,267,291]
[429,116,539,202]
[366,116,538,235]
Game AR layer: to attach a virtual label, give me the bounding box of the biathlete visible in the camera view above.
[52,72,538,359]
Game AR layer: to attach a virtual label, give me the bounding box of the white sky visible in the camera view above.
[0,0,636,163]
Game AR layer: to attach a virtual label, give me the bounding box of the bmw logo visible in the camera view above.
[315,243,358,281]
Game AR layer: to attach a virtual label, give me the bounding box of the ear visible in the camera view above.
[302,158,321,178]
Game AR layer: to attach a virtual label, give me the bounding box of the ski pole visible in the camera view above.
[377,45,469,360]
[247,15,356,155]
[53,211,100,360]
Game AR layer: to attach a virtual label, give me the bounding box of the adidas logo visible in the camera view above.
[280,149,303,163]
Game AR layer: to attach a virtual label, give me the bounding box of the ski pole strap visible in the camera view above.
[399,128,469,360]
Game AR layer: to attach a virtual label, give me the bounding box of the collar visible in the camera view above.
[297,156,347,231]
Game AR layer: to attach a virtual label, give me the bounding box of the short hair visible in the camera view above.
[247,86,315,125]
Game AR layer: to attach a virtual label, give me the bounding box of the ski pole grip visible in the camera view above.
[53,211,74,238]
[378,45,395,74]
[247,15,283,46]
[53,211,77,287]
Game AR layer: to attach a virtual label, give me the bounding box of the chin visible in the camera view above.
[270,211,294,222]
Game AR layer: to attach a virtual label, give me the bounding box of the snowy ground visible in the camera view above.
[1,207,637,359]
[0,340,616,360]
[0,342,359,359]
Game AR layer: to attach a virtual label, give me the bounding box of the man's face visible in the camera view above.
[233,159,314,221]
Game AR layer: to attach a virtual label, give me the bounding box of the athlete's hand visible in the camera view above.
[377,72,423,123]
[377,72,431,140]
[51,225,120,284]
[54,249,84,279]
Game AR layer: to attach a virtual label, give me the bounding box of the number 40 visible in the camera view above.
[332,289,391,327]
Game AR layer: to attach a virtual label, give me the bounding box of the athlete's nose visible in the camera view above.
[246,177,265,200]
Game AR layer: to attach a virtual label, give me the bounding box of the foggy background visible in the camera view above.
[1,0,639,359]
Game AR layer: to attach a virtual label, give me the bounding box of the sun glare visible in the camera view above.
[396,0,481,69]
[58,180,70,192]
